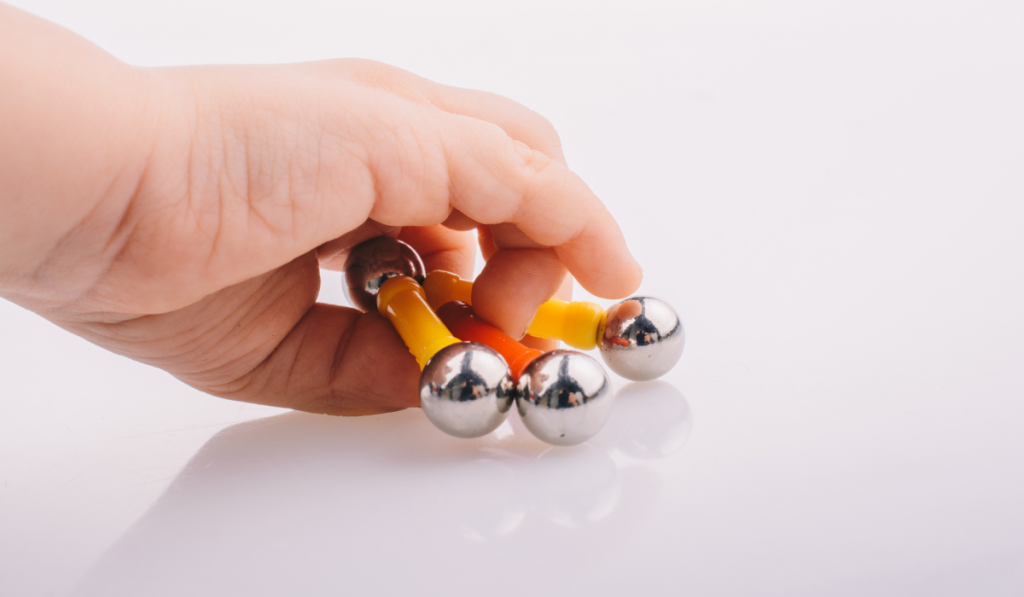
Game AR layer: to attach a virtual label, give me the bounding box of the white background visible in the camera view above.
[2,0,1023,595]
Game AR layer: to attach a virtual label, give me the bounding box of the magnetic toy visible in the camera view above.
[376,275,514,439]
[423,271,685,381]
[437,301,613,446]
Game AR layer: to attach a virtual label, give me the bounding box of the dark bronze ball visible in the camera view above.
[342,236,425,311]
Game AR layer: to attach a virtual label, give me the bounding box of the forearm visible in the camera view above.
[0,3,155,310]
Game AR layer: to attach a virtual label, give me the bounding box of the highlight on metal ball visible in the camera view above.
[516,350,613,446]
[420,342,515,439]
[599,297,684,382]
[342,236,425,312]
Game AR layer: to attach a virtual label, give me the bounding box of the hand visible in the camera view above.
[0,4,642,415]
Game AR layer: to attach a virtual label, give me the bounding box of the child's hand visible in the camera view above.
[0,4,641,415]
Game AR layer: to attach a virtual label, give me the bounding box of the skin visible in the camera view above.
[0,3,642,415]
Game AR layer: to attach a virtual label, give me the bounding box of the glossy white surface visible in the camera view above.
[2,0,1023,595]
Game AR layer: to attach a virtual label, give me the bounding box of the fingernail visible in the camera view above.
[519,307,539,340]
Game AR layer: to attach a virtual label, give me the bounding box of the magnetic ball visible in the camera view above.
[599,297,684,381]
[420,342,515,439]
[516,350,613,446]
[342,236,425,312]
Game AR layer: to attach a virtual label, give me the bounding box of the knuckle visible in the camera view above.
[354,60,430,104]
[531,111,562,146]
[515,141,556,177]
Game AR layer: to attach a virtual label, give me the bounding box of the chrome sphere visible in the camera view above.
[599,297,684,381]
[342,236,425,311]
[516,350,613,446]
[420,342,515,439]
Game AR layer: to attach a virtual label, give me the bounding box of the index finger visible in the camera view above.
[441,114,642,299]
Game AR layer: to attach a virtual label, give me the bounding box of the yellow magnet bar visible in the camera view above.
[422,270,473,310]
[377,276,461,370]
[422,270,606,351]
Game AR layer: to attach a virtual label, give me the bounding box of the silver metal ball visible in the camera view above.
[599,297,684,381]
[420,342,515,439]
[516,350,613,446]
[342,236,425,311]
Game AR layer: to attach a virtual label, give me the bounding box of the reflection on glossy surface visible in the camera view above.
[420,342,514,438]
[600,297,685,381]
[72,383,691,597]
[529,444,622,527]
[435,460,526,541]
[605,381,693,460]
[517,350,613,446]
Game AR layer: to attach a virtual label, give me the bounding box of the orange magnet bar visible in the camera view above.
[423,270,607,351]
[436,301,542,380]
[377,276,460,370]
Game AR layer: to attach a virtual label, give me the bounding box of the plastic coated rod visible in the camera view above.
[376,276,460,370]
[423,271,607,351]
[436,301,543,381]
